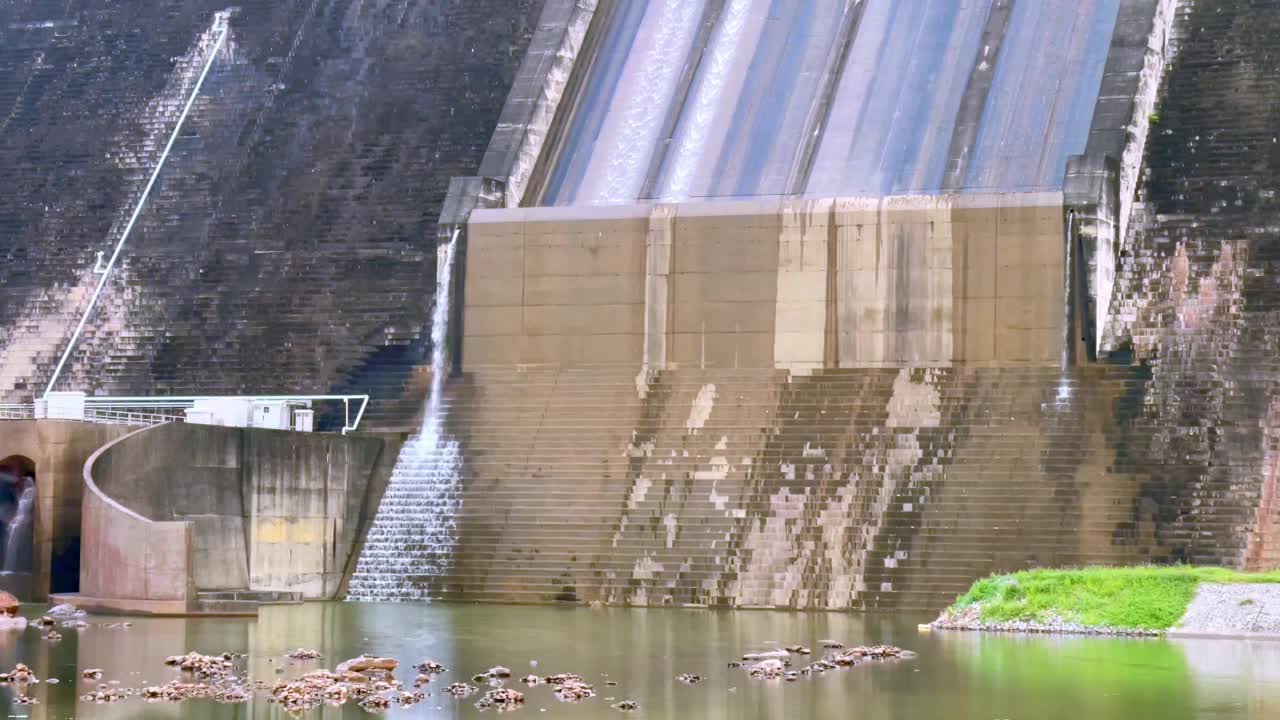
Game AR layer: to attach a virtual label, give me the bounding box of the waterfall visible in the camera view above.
[2,485,34,574]
[422,232,458,435]
[346,231,464,601]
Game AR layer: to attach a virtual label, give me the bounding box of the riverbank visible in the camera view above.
[933,567,1280,636]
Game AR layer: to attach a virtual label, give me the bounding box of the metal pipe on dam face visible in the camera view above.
[536,0,1122,205]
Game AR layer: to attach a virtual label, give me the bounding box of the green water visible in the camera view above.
[3,602,1277,719]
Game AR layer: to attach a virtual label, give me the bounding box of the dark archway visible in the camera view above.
[0,456,36,599]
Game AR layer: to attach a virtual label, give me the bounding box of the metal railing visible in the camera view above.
[0,394,369,434]
[0,404,34,420]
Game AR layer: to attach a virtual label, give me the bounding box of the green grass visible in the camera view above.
[947,567,1280,631]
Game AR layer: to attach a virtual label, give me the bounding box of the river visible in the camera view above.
[3,602,1276,718]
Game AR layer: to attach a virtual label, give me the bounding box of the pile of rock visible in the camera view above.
[550,675,595,702]
[735,642,916,681]
[163,652,238,680]
[475,687,524,711]
[0,662,39,703]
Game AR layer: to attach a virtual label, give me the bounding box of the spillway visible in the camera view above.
[534,0,1122,205]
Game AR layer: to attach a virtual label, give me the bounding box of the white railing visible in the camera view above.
[0,404,34,420]
[0,394,369,434]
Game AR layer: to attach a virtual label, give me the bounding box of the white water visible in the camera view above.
[347,233,463,601]
[3,485,34,573]
[659,0,755,201]
[580,0,704,204]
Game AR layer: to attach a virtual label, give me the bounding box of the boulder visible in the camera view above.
[335,656,398,675]
[742,650,789,661]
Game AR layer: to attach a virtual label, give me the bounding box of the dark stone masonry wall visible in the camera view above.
[1106,0,1280,570]
[0,0,542,419]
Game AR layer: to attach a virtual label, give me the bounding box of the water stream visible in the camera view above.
[346,233,462,601]
[2,485,34,574]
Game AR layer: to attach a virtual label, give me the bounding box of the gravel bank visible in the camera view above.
[931,607,1159,637]
[1173,583,1280,636]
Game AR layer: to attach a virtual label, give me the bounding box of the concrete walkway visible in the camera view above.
[1170,583,1280,639]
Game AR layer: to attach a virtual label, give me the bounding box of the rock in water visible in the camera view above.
[742,650,789,661]
[47,603,85,618]
[747,659,786,679]
[335,656,398,675]
[445,683,478,697]
[0,616,26,631]
[414,660,447,674]
[475,688,523,710]
[0,591,19,617]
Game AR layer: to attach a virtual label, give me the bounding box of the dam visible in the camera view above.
[345,0,1229,611]
[2,0,1261,615]
[5,0,1280,717]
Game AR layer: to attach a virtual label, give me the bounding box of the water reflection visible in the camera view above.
[0,604,1274,718]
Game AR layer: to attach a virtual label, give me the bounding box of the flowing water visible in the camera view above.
[3,602,1277,718]
[2,484,33,573]
[346,235,462,601]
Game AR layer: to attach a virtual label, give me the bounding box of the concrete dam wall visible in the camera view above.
[0,0,544,427]
[345,0,1278,611]
[463,193,1066,370]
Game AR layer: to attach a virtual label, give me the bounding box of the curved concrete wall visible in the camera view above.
[82,423,395,602]
[82,426,193,613]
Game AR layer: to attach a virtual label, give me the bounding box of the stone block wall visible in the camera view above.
[0,1,543,426]
[1100,0,1280,571]
[407,361,1247,610]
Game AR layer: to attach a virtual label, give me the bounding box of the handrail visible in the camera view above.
[0,394,370,433]
[82,395,369,434]
[0,403,34,420]
[44,12,231,398]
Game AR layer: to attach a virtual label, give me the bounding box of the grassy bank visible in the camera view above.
[944,567,1280,631]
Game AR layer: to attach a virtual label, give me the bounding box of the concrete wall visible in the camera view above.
[83,423,395,600]
[465,193,1064,370]
[82,429,193,613]
[0,421,131,600]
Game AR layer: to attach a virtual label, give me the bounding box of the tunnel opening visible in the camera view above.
[0,456,36,600]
